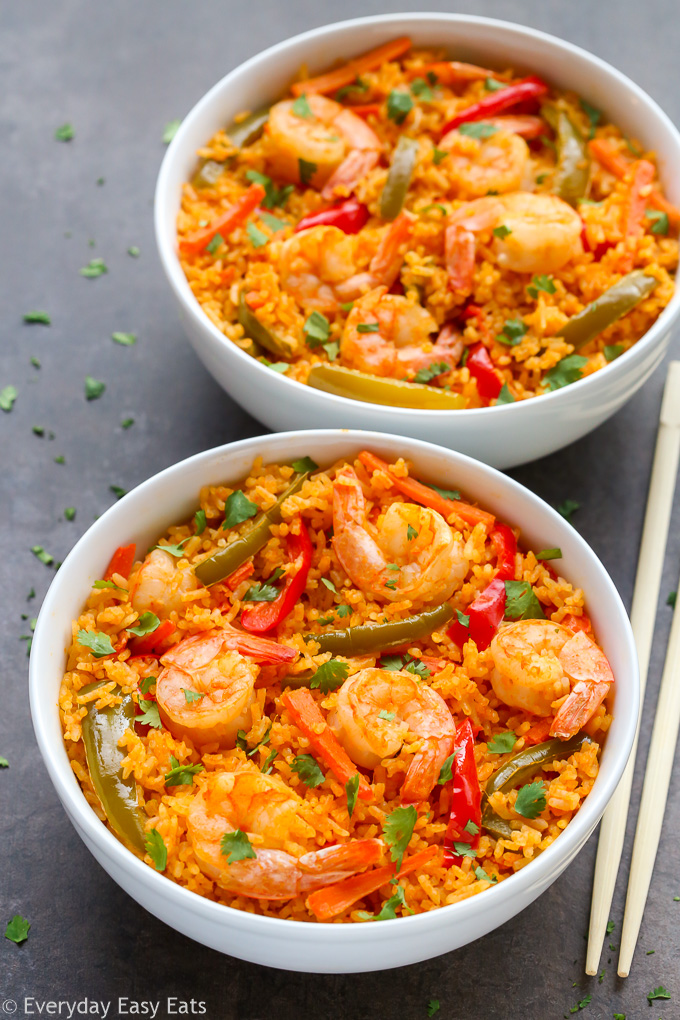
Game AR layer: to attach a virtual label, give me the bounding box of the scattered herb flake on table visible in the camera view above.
[163,119,181,143]
[64,507,76,521]
[558,499,581,522]
[31,545,54,566]
[110,485,126,499]
[0,385,17,412]
[55,123,75,141]
[80,258,108,278]
[426,998,441,1015]
[54,454,65,464]
[112,332,137,346]
[85,376,106,400]
[0,756,8,768]
[647,987,671,1003]
[128,246,140,257]
[30,356,41,368]
[121,417,134,429]
[4,914,31,943]
[667,591,677,608]
[24,310,51,324]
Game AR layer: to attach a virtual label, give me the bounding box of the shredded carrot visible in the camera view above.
[104,543,136,581]
[307,846,438,920]
[281,689,372,801]
[407,60,495,83]
[226,561,255,590]
[357,450,495,530]
[523,718,553,746]
[589,139,680,226]
[290,36,412,97]
[129,620,176,657]
[624,160,656,238]
[178,183,266,256]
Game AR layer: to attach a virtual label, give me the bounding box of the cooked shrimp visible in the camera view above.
[340,286,438,376]
[449,192,583,276]
[187,770,383,899]
[439,129,530,198]
[490,620,614,739]
[130,548,198,619]
[328,668,455,803]
[265,95,381,193]
[279,213,413,313]
[332,465,468,604]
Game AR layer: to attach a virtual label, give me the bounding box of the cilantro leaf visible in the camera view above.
[0,757,8,768]
[558,499,581,522]
[261,749,278,774]
[358,885,411,921]
[206,232,224,255]
[453,841,477,858]
[647,987,671,1002]
[514,780,547,819]
[432,147,447,165]
[221,829,256,864]
[128,246,140,257]
[496,383,515,405]
[31,545,54,566]
[112,331,137,346]
[164,755,204,786]
[606,920,615,934]
[492,225,511,239]
[668,591,677,608]
[414,361,450,384]
[121,417,134,429]
[182,689,203,704]
[55,122,75,141]
[139,676,156,694]
[24,310,51,324]
[528,275,557,299]
[298,159,317,186]
[292,456,318,473]
[194,509,207,534]
[291,753,325,788]
[260,211,288,232]
[504,580,545,621]
[80,258,108,279]
[310,658,349,693]
[304,310,331,347]
[346,773,360,818]
[0,385,18,412]
[356,322,380,333]
[243,582,279,602]
[247,222,269,248]
[336,604,351,618]
[145,829,167,871]
[152,538,189,558]
[335,78,369,101]
[604,344,624,362]
[84,376,106,400]
[437,753,454,785]
[127,612,160,637]
[321,577,337,593]
[579,98,601,139]
[464,819,479,836]
[474,866,497,883]
[426,1000,440,1017]
[407,524,418,541]
[4,914,31,943]
[260,359,289,373]
[292,94,313,118]
[429,483,461,501]
[77,629,115,657]
[136,699,162,728]
[245,169,293,210]
[487,731,516,754]
[485,78,505,92]
[94,579,126,594]
[64,507,76,521]
[497,318,527,346]
[383,804,416,872]
[223,490,259,529]
[544,354,589,392]
[459,122,498,139]
[110,485,126,500]
[163,119,181,144]
[646,208,670,235]
[537,547,562,561]
[410,77,434,101]
[323,340,340,361]
[387,90,413,124]
[378,710,396,721]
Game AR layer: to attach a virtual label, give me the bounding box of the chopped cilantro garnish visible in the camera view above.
[127,611,160,637]
[145,829,167,871]
[323,340,340,361]
[356,322,380,333]
[4,914,31,943]
[504,580,545,621]
[432,146,447,165]
[492,225,512,239]
[206,232,224,255]
[121,417,134,429]
[136,699,162,728]
[496,318,527,346]
[495,383,515,405]
[32,545,54,566]
[64,507,76,521]
[260,359,289,373]
[304,311,331,347]
[407,524,418,541]
[109,485,126,499]
[645,209,669,235]
[181,689,203,705]
[33,426,45,437]
[558,499,581,522]
[335,78,369,101]
[162,119,181,143]
[310,658,349,693]
[247,222,269,248]
[536,548,562,563]
[463,819,479,836]
[426,999,441,1017]
[429,483,461,501]
[164,755,204,786]
[358,885,411,921]
[30,356,41,368]
[139,676,156,694]
[84,376,106,400]
[419,203,447,216]
[514,780,547,818]
[647,987,671,1003]
[77,629,115,657]
[604,344,624,362]
[414,361,449,384]
[667,591,677,608]
[153,538,189,558]
[220,829,256,864]
[345,773,360,818]
[528,275,557,299]
[243,582,279,602]
[223,490,259,529]
[459,122,498,139]
[487,731,516,754]
[378,710,397,722]
[55,123,75,141]
[453,842,477,858]
[383,804,417,872]
[474,866,497,883]
[387,89,413,124]
[544,354,588,391]
[259,211,288,232]
[245,169,293,210]
[128,246,140,257]
[80,258,108,278]
[485,78,505,92]
[112,332,137,346]
[24,311,51,324]
[291,753,325,788]
[298,159,318,186]
[410,77,434,101]
[292,456,319,473]
[194,509,207,534]
[261,748,278,774]
[292,94,313,118]
[437,753,454,785]
[579,98,602,139]
[321,577,337,593]
[0,385,18,412]
[0,756,8,768]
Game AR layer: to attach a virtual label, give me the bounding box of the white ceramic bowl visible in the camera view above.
[31,430,638,972]
[155,13,680,470]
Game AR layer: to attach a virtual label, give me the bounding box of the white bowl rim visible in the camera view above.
[30,428,639,938]
[154,11,680,421]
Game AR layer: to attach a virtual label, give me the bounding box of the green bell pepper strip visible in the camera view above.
[307,364,468,410]
[191,159,227,190]
[553,109,590,206]
[80,681,147,854]
[481,732,589,838]
[380,136,419,221]
[194,471,311,587]
[238,293,294,360]
[227,107,270,148]
[312,603,454,656]
[557,270,658,350]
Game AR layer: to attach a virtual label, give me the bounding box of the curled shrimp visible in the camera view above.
[328,668,455,803]
[279,212,413,313]
[439,128,530,198]
[448,192,583,279]
[187,770,383,900]
[490,620,614,740]
[156,628,297,747]
[265,95,381,194]
[332,465,468,604]
[130,548,198,619]
[340,286,443,377]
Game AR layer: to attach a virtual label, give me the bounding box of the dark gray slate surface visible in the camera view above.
[2,2,679,1017]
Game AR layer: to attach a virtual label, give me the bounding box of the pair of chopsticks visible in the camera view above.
[586,361,680,978]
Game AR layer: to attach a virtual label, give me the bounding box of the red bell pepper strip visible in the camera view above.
[104,543,136,581]
[241,518,313,633]
[466,343,503,401]
[294,198,369,235]
[448,578,506,652]
[282,688,373,801]
[490,523,517,581]
[441,76,549,136]
[442,719,482,867]
[562,612,591,634]
[179,183,266,256]
[129,619,176,657]
[357,450,495,530]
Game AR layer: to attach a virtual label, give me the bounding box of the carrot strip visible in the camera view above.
[129,619,176,657]
[357,450,495,529]
[281,689,372,801]
[225,561,255,590]
[179,183,266,256]
[523,718,553,746]
[346,103,382,118]
[104,543,136,581]
[290,37,412,97]
[624,160,656,238]
[307,846,438,921]
[589,139,680,227]
[407,60,496,84]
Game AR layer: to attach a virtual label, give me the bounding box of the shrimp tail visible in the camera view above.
[445,224,476,293]
[322,150,380,200]
[298,838,384,891]
[550,680,611,740]
[401,736,455,804]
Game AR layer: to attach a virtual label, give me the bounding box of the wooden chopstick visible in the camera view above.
[585,361,680,977]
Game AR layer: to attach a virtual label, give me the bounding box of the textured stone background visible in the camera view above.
[2,2,679,1017]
